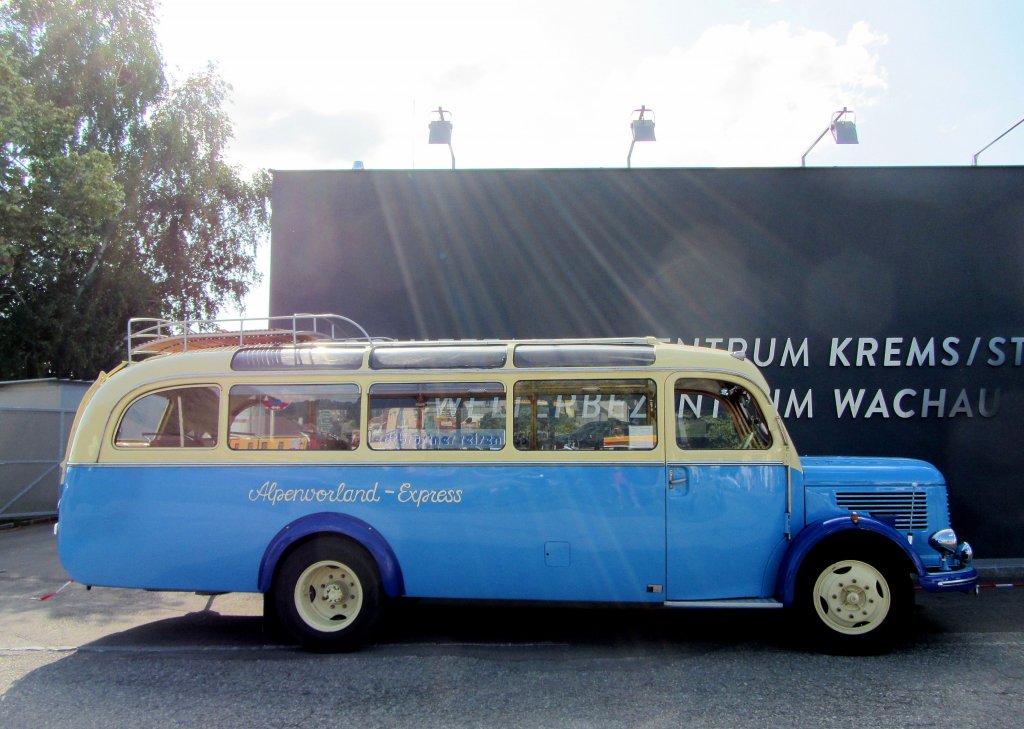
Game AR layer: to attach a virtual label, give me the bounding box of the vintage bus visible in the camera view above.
[57,315,976,653]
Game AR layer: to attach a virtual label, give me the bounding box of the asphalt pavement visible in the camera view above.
[3,521,1023,728]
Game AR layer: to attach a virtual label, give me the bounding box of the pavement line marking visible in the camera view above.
[0,645,294,654]
[0,641,572,654]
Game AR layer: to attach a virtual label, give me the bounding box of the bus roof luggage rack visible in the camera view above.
[127,314,374,362]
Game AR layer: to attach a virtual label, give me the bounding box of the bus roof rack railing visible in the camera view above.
[126,313,375,361]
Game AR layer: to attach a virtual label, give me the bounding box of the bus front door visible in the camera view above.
[664,375,789,602]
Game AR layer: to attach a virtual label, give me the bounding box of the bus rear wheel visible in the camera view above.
[273,537,382,651]
[797,548,911,654]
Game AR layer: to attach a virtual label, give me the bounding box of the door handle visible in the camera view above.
[668,468,688,489]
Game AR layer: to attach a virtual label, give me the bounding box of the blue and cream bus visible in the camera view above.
[57,315,977,652]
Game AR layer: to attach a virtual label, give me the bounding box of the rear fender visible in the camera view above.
[777,514,925,606]
[258,512,405,598]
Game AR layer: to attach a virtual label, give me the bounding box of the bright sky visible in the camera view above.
[154,0,1024,317]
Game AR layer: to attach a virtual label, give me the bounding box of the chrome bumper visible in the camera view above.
[919,566,978,592]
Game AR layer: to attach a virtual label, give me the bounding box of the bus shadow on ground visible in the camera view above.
[378,600,798,649]
[73,590,984,654]
[78,600,802,653]
[77,610,269,651]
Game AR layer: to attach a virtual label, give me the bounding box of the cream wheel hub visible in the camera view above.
[324,582,345,603]
[812,558,891,636]
[293,559,364,633]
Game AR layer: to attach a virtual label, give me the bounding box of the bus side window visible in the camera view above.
[227,384,361,451]
[367,382,506,451]
[675,379,771,450]
[115,386,220,448]
[512,379,657,451]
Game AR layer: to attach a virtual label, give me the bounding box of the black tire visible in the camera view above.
[261,589,288,643]
[796,546,912,655]
[272,536,382,652]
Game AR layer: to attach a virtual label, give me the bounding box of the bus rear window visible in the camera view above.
[115,386,220,448]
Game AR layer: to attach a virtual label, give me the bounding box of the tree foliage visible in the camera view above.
[0,0,269,379]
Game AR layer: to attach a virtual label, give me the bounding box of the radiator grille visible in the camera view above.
[835,491,929,531]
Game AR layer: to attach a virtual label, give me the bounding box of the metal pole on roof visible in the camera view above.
[972,115,1024,166]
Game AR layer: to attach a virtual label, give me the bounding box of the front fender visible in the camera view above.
[257,512,405,598]
[777,514,926,606]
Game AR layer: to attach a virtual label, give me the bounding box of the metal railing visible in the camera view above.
[127,313,374,361]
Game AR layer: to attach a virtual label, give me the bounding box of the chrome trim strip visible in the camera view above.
[66,460,669,469]
[664,599,784,609]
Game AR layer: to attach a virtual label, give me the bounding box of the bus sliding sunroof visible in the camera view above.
[231,345,367,371]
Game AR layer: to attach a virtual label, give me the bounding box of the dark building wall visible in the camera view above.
[271,167,1024,557]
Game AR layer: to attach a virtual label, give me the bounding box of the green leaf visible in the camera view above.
[0,1,269,379]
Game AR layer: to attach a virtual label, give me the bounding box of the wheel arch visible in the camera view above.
[258,512,405,598]
[777,514,924,606]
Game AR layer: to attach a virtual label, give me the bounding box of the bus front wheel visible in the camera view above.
[797,547,911,654]
[273,536,382,651]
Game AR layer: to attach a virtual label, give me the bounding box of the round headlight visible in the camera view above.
[929,528,959,555]
[955,541,973,564]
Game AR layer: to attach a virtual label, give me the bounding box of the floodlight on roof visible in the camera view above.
[428,107,455,169]
[627,106,656,168]
[801,107,859,167]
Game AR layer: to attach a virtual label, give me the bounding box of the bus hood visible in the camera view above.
[801,456,945,489]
